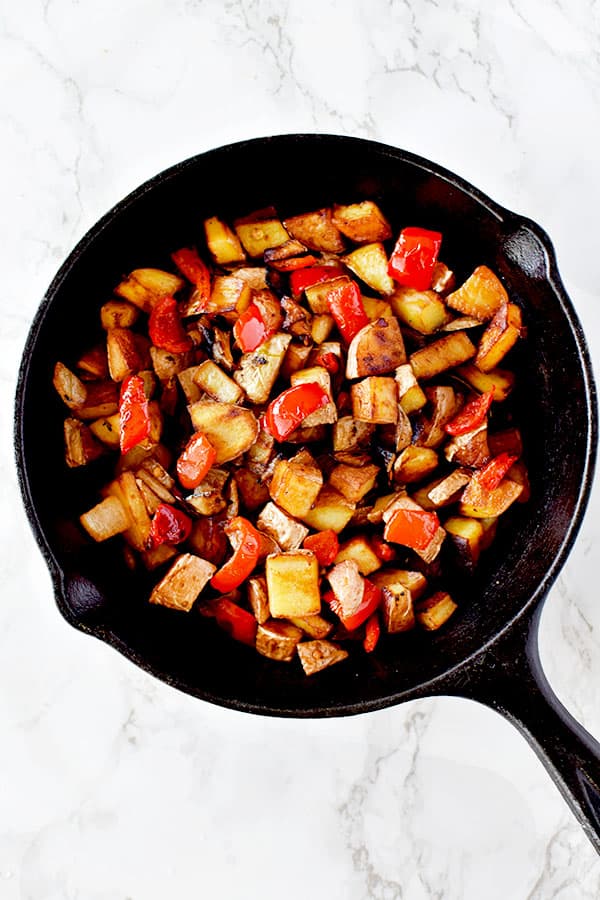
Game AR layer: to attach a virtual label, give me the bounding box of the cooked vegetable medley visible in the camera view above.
[54,200,529,676]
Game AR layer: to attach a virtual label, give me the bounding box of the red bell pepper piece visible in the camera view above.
[313,351,339,374]
[289,264,345,297]
[233,302,273,352]
[330,579,382,631]
[119,374,151,454]
[176,432,216,490]
[444,389,495,436]
[303,530,339,567]
[171,247,211,308]
[149,296,193,354]
[326,279,369,343]
[270,254,319,273]
[363,612,381,653]
[371,535,397,562]
[213,597,257,646]
[384,508,440,551]
[476,452,519,491]
[388,226,442,291]
[263,383,330,441]
[148,503,192,549]
[210,517,262,592]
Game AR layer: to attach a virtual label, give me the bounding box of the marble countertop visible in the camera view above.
[3,1,600,897]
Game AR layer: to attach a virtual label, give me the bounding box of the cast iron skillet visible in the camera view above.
[15,135,600,851]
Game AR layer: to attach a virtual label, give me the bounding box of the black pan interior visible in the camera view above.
[16,135,596,716]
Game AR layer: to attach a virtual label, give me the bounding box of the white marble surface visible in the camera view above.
[3,0,600,897]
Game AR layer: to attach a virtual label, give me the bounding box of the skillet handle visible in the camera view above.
[442,604,600,855]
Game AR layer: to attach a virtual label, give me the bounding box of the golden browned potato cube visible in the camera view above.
[150,553,216,612]
[106,328,145,382]
[247,576,270,624]
[206,275,252,317]
[115,268,184,313]
[390,287,451,334]
[283,208,345,253]
[479,516,499,549]
[297,640,349,675]
[269,452,323,519]
[188,400,258,464]
[187,516,228,566]
[89,413,121,448]
[290,365,337,426]
[362,296,394,320]
[301,486,355,533]
[329,463,379,504]
[100,300,139,330]
[412,469,471,510]
[80,495,130,541]
[395,363,427,414]
[288,614,333,639]
[507,460,531,503]
[346,316,406,379]
[416,592,458,630]
[381,584,415,633]
[332,200,392,243]
[371,568,427,601]
[444,422,490,468]
[474,303,522,372]
[140,543,178,571]
[136,478,162,516]
[234,212,289,258]
[311,314,335,345]
[393,446,439,484]
[327,560,365,617]
[446,265,508,320]
[233,266,268,290]
[64,418,104,467]
[194,360,244,404]
[53,361,87,410]
[441,316,483,332]
[234,332,292,404]
[459,478,523,518]
[257,502,309,551]
[445,516,484,570]
[76,345,109,379]
[409,332,476,380]
[266,550,321,618]
[149,346,193,381]
[351,376,398,424]
[332,417,375,452]
[185,468,228,516]
[176,365,205,404]
[455,363,515,401]
[430,261,456,294]
[245,428,276,474]
[234,468,270,512]
[256,619,303,662]
[104,471,152,551]
[204,215,246,265]
[280,341,313,379]
[343,242,394,295]
[304,274,351,312]
[334,536,381,576]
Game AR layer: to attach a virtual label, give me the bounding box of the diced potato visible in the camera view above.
[311,314,335,344]
[446,265,508,320]
[351,376,398,424]
[283,208,345,253]
[281,296,312,341]
[233,267,268,290]
[136,478,162,516]
[371,568,427,601]
[149,553,216,612]
[413,386,459,449]
[117,442,171,474]
[266,550,321,618]
[366,492,397,525]
[245,429,276,475]
[329,463,379,504]
[332,417,375,452]
[393,446,439,484]
[234,211,289,258]
[234,332,291,404]
[256,620,304,662]
[188,400,258,464]
[455,363,515,402]
[210,326,235,372]
[89,413,121,448]
[475,303,522,372]
[480,516,499,549]
[445,422,490,467]
[288,614,333,639]
[346,317,406,379]
[264,239,309,265]
[332,201,392,243]
[137,457,175,490]
[204,215,246,265]
[140,543,178,571]
[106,328,146,382]
[187,516,228,566]
[100,300,139,330]
[64,418,104,468]
[135,467,175,504]
[390,287,450,334]
[257,502,309,551]
[412,469,471,509]
[343,242,394,295]
[297,640,349,675]
[149,346,193,381]
[301,486,355,533]
[104,471,152,551]
[459,477,523,517]
[445,516,484,570]
[234,468,271,511]
[441,316,483,332]
[247,576,270,624]
[115,268,184,313]
[416,592,458,630]
[269,451,323,518]
[185,468,228,516]
[395,363,427,414]
[289,365,337,426]
[304,274,350,313]
[409,332,476,380]
[193,359,243,404]
[177,365,205,404]
[206,275,252,317]
[381,584,415,634]
[488,427,523,457]
[508,459,531,503]
[53,361,87,410]
[334,536,381,576]
[430,261,456,294]
[80,495,130,541]
[327,560,365,616]
[362,296,394,320]
[76,346,109,379]
[281,341,313,379]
